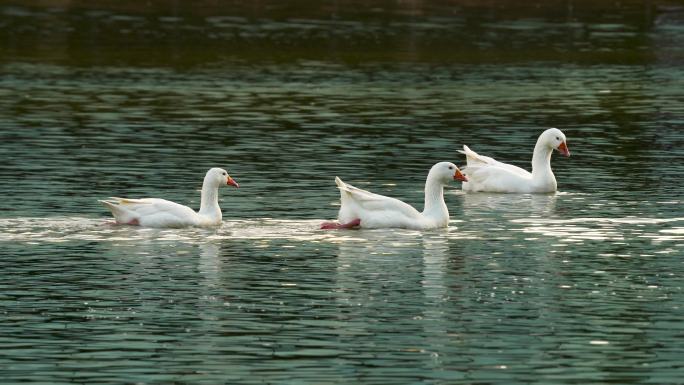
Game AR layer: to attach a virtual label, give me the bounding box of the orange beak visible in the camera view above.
[227,176,239,188]
[454,169,468,182]
[557,141,570,157]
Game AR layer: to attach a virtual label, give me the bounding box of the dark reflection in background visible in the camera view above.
[1,0,683,66]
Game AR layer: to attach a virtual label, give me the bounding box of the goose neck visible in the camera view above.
[531,138,554,180]
[423,177,448,218]
[199,180,221,218]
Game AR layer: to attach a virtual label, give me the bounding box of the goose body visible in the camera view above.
[460,128,570,193]
[322,162,467,230]
[99,168,239,228]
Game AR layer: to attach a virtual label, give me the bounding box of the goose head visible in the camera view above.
[542,128,570,157]
[429,162,468,184]
[206,167,239,188]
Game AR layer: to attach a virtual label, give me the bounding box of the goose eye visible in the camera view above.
[222,172,226,176]
[448,166,453,170]
[555,136,560,140]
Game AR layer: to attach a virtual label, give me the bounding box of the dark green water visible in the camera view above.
[1,2,683,384]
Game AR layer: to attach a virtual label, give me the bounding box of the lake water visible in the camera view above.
[1,1,684,383]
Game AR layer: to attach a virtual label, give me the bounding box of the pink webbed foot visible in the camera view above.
[320,218,361,230]
[109,218,140,226]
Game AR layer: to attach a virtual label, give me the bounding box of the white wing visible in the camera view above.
[459,144,531,178]
[99,197,199,227]
[335,177,422,228]
[462,166,535,193]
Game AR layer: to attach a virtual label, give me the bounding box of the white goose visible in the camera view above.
[459,127,570,193]
[99,168,239,228]
[321,162,467,230]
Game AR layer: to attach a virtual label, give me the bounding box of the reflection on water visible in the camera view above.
[2,0,684,383]
[460,191,558,216]
[1,210,683,383]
